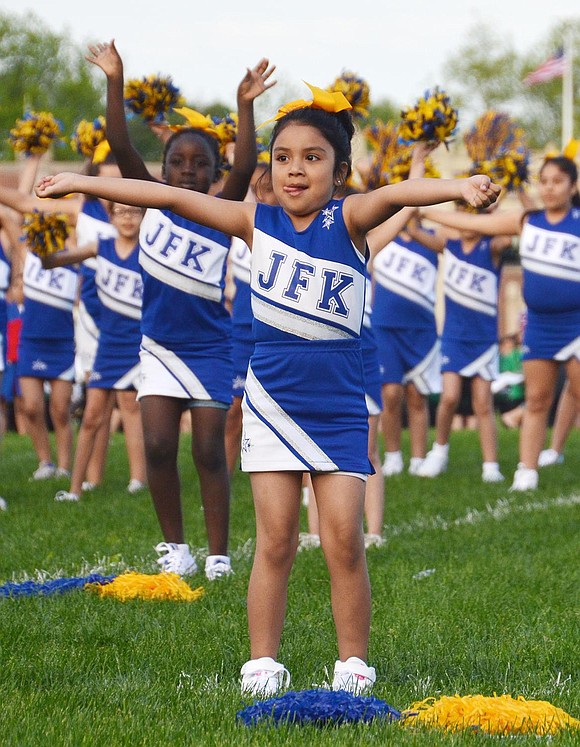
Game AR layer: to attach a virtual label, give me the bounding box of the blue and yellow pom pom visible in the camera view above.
[85,571,204,602]
[328,71,371,121]
[70,116,107,160]
[399,87,458,147]
[464,111,529,191]
[124,75,185,123]
[9,111,63,156]
[22,211,69,257]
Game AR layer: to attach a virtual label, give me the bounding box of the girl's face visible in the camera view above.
[110,204,144,240]
[538,162,577,212]
[163,133,216,193]
[271,123,342,227]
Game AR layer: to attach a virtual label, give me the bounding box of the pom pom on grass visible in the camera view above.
[85,571,204,602]
[124,75,185,122]
[399,87,458,147]
[9,111,63,156]
[237,688,401,727]
[70,116,107,160]
[463,111,529,191]
[0,574,114,598]
[22,211,69,257]
[328,71,371,120]
[402,694,580,736]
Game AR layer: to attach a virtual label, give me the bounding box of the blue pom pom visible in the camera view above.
[0,574,115,598]
[236,688,401,727]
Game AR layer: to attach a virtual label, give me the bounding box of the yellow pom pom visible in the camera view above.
[124,75,185,122]
[22,211,69,257]
[86,572,204,602]
[9,111,63,156]
[400,88,458,146]
[403,694,580,736]
[70,116,107,160]
[328,71,371,120]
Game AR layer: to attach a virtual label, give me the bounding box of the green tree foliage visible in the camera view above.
[0,11,105,160]
[443,20,580,149]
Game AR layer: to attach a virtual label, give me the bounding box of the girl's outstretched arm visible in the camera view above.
[345,175,501,246]
[221,58,276,201]
[421,206,524,236]
[41,241,97,269]
[0,182,81,218]
[36,174,255,245]
[86,40,154,182]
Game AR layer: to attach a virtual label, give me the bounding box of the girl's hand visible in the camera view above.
[461,176,501,209]
[237,58,276,104]
[35,173,79,199]
[85,39,123,78]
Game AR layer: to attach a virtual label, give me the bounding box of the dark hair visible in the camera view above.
[269,107,355,181]
[540,155,580,207]
[161,128,222,183]
[85,151,118,177]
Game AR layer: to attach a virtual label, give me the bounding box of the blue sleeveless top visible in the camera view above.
[96,237,142,344]
[21,253,78,340]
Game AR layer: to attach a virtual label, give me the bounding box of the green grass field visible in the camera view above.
[1,426,579,746]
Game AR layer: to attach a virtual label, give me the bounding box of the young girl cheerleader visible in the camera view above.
[406,204,511,483]
[421,155,580,491]
[86,40,275,579]
[40,203,146,502]
[36,83,499,695]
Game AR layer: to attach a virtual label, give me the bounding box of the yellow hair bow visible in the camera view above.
[168,107,219,138]
[545,138,579,161]
[259,82,352,128]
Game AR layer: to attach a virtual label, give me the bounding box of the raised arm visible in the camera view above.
[345,175,501,247]
[36,173,256,246]
[421,205,524,236]
[220,59,276,201]
[86,40,154,182]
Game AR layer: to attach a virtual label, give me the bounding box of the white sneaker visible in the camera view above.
[0,497,7,511]
[127,479,147,494]
[408,457,425,476]
[298,532,321,550]
[364,533,384,549]
[30,461,56,480]
[155,542,197,575]
[54,467,70,479]
[332,656,376,695]
[509,464,539,492]
[204,554,232,580]
[55,490,80,502]
[416,446,448,478]
[538,449,564,468]
[81,481,97,492]
[240,657,290,697]
[381,451,403,477]
[482,462,505,483]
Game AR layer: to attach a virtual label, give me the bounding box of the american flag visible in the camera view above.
[523,49,566,86]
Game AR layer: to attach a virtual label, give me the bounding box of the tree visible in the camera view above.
[0,11,105,160]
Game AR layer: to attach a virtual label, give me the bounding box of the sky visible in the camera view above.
[2,0,578,116]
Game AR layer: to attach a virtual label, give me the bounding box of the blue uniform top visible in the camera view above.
[75,200,118,324]
[519,208,580,314]
[371,233,438,329]
[230,236,253,337]
[442,237,500,343]
[139,208,232,346]
[21,253,78,340]
[251,201,366,344]
[0,239,10,342]
[95,237,142,344]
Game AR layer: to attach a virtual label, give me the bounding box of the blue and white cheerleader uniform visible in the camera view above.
[230,236,254,398]
[17,252,77,380]
[371,235,441,394]
[88,237,142,390]
[0,239,10,372]
[362,272,382,415]
[137,209,233,406]
[74,200,118,374]
[440,237,501,380]
[519,208,580,361]
[241,200,372,475]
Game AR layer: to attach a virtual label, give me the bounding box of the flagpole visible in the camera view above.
[562,28,574,149]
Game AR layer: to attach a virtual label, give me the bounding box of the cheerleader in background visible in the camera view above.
[421,154,580,490]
